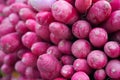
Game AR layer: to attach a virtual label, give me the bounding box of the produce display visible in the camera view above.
[0,0,120,80]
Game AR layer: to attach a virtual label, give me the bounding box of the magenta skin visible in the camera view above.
[51,0,78,24]
[61,65,74,78]
[0,16,4,23]
[71,39,92,58]
[105,60,120,79]
[87,0,112,24]
[61,55,75,65]
[109,0,120,11]
[37,54,62,80]
[54,77,66,80]
[25,67,40,79]
[19,8,35,21]
[22,32,39,48]
[104,41,120,58]
[10,3,29,13]
[71,71,90,80]
[36,11,54,25]
[0,33,21,53]
[94,69,106,80]
[1,64,13,74]
[17,48,29,59]
[28,0,56,11]
[35,23,50,42]
[58,40,72,55]
[87,50,108,69]
[1,17,12,24]
[46,46,62,59]
[31,42,50,56]
[2,6,12,17]
[49,22,72,40]
[75,0,92,13]
[0,4,5,13]
[89,28,108,47]
[15,61,27,75]
[73,59,92,75]
[6,0,15,5]
[72,20,92,39]
[0,20,15,38]
[22,52,37,67]
[25,19,36,32]
[103,10,120,33]
[92,0,101,3]
[0,0,5,4]
[4,53,18,66]
[8,13,19,25]
[0,50,6,66]
[50,33,61,45]
[15,0,27,3]
[15,21,29,35]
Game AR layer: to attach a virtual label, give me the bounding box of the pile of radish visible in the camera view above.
[0,0,120,80]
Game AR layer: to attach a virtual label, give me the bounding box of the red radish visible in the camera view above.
[2,6,12,17]
[61,55,75,65]
[94,69,106,80]
[89,28,108,47]
[31,42,50,56]
[10,3,29,13]
[106,60,120,79]
[59,0,74,4]
[0,4,5,13]
[103,10,120,33]
[0,19,15,37]
[58,40,72,55]
[35,23,50,42]
[61,65,74,78]
[6,0,15,5]
[109,0,120,11]
[72,20,92,39]
[0,33,21,53]
[87,0,111,24]
[46,46,62,59]
[22,52,37,67]
[50,33,61,45]
[51,0,78,24]
[1,64,13,74]
[15,21,29,35]
[75,0,92,13]
[71,39,92,58]
[37,54,62,80]
[71,71,90,80]
[8,13,19,25]
[87,50,108,69]
[49,22,72,40]
[36,11,54,25]
[73,59,92,75]
[25,19,36,32]
[28,0,56,11]
[17,48,29,59]
[15,61,27,75]
[22,32,39,48]
[104,41,120,58]
[25,67,40,79]
[4,53,18,66]
[19,8,35,21]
